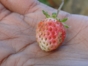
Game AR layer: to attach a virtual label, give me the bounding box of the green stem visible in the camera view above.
[56,0,64,18]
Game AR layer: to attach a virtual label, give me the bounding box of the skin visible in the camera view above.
[0,0,88,66]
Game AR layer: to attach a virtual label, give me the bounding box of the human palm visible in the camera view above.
[0,0,88,66]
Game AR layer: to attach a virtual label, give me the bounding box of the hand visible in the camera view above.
[0,0,88,66]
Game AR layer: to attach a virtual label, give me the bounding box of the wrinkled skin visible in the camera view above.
[0,0,88,66]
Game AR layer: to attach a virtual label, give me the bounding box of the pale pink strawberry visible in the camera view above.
[36,17,66,51]
[36,0,68,51]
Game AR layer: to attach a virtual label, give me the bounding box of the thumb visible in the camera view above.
[0,0,39,14]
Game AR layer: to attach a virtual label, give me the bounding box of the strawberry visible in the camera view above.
[36,0,68,51]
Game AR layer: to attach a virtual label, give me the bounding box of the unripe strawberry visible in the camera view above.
[36,0,68,51]
[36,10,68,51]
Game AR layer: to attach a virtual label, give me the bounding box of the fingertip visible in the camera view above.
[0,0,39,14]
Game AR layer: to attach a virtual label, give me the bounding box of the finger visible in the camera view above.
[0,3,11,20]
[0,0,39,14]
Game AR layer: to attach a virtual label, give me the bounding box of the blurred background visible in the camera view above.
[39,0,88,15]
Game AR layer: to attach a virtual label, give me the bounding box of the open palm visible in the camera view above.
[0,0,88,66]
